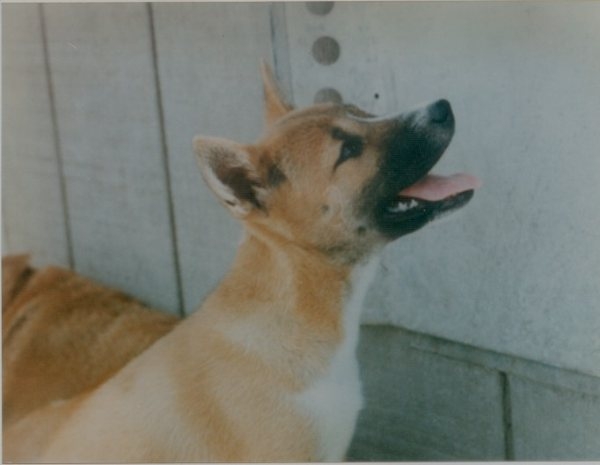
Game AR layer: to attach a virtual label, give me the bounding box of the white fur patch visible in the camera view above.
[295,255,380,461]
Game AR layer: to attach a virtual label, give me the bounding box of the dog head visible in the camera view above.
[194,64,480,265]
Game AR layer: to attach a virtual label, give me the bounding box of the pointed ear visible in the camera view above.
[261,60,293,126]
[194,136,266,218]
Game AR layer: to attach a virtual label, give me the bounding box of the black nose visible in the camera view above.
[427,99,453,124]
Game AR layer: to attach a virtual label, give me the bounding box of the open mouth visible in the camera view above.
[386,173,481,217]
[377,172,482,237]
[367,98,481,238]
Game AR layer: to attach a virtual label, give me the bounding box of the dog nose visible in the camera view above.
[427,99,453,125]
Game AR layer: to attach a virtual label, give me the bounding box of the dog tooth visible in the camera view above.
[387,198,421,213]
[389,203,404,213]
[388,200,408,213]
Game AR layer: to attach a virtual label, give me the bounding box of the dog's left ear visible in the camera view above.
[194,136,268,218]
[261,60,293,127]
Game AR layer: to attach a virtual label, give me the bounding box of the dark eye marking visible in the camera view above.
[331,127,364,170]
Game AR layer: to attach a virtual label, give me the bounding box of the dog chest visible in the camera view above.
[294,256,380,461]
[295,334,363,461]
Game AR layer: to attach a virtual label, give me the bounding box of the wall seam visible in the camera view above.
[146,3,185,318]
[500,372,515,460]
[269,3,294,104]
[39,4,75,269]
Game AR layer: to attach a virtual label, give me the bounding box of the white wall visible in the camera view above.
[3,2,600,377]
[284,1,600,377]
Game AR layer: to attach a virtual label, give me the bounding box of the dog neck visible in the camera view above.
[190,226,379,387]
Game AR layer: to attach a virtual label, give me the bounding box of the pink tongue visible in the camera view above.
[398,173,482,201]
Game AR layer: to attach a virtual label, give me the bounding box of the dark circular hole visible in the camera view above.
[314,88,343,104]
[374,93,380,99]
[306,2,335,15]
[312,36,340,65]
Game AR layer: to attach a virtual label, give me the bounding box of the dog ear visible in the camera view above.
[261,60,293,126]
[194,136,266,218]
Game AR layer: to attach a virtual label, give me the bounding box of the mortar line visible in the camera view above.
[39,4,75,269]
[500,372,515,460]
[146,3,186,317]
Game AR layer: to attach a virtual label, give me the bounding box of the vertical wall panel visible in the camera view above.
[2,4,70,267]
[43,4,179,313]
[152,3,274,314]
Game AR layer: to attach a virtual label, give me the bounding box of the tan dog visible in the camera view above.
[3,64,480,462]
[2,255,178,429]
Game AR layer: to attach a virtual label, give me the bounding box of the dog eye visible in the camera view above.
[331,128,364,169]
[340,139,363,162]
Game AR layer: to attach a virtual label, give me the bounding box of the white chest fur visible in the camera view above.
[295,256,380,461]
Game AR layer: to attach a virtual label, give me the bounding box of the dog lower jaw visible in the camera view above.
[375,189,475,239]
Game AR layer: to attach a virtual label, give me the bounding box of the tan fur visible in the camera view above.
[3,64,469,462]
[3,243,347,461]
[260,60,293,126]
[2,254,35,329]
[2,257,178,428]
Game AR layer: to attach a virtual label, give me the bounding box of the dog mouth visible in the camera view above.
[386,173,481,215]
[376,172,482,237]
[360,98,481,238]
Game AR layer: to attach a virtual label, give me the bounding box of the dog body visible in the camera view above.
[2,255,178,427]
[5,252,378,462]
[3,64,479,462]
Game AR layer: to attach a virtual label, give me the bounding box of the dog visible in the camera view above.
[2,254,178,429]
[3,63,480,462]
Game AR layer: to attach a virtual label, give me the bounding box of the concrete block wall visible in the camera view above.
[351,326,600,460]
[3,2,599,460]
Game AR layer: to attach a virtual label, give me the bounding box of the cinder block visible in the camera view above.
[511,375,600,460]
[348,325,505,461]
